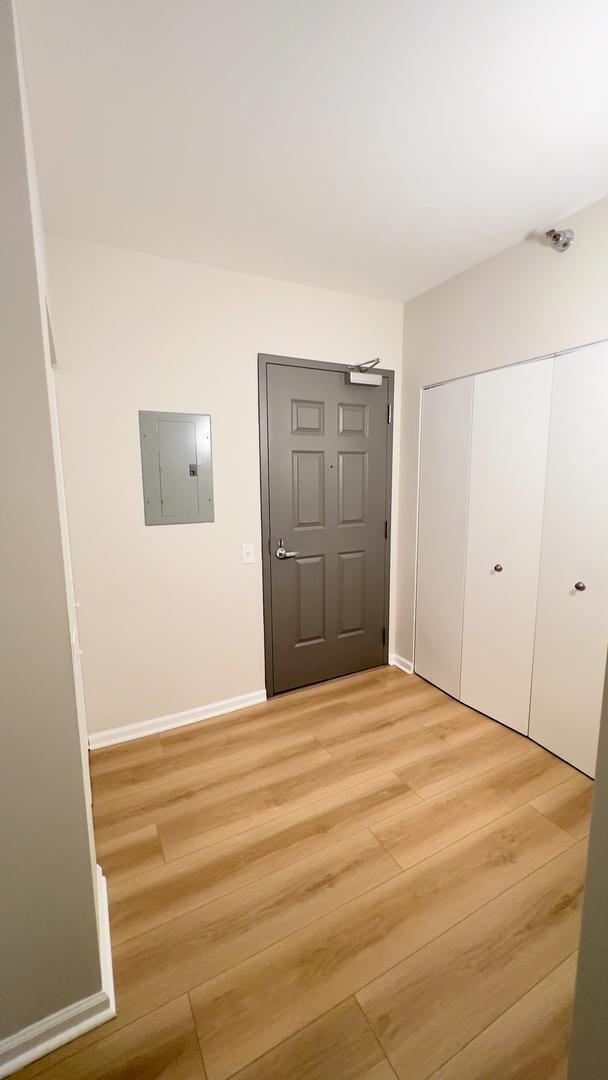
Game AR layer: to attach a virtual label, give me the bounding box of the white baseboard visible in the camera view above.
[88,688,268,749]
[96,866,115,1018]
[389,653,414,675]
[0,868,115,1078]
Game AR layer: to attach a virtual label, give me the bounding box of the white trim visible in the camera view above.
[96,866,115,1017]
[389,653,414,675]
[422,335,608,389]
[88,689,268,749]
[411,384,424,668]
[0,869,115,1079]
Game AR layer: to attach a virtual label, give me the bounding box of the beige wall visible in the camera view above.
[47,236,404,736]
[0,0,101,1039]
[396,196,608,662]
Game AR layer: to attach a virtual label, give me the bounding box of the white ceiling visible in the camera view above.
[17,0,608,301]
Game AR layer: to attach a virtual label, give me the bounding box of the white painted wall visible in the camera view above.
[396,195,608,664]
[47,236,403,737]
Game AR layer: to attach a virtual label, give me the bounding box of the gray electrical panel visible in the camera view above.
[139,411,214,525]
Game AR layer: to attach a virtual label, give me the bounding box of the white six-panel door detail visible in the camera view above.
[529,344,608,777]
[460,360,553,734]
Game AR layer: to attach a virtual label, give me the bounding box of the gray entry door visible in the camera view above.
[264,359,391,693]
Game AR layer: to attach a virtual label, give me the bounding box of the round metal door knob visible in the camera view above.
[494,564,503,573]
[574,581,586,591]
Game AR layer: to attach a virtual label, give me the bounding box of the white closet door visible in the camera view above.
[460,359,553,733]
[529,343,608,777]
[415,377,473,696]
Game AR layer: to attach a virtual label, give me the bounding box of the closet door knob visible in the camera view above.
[494,564,503,573]
[574,581,586,591]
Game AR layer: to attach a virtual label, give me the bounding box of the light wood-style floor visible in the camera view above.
[21,667,593,1080]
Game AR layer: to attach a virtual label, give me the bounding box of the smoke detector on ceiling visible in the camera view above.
[546,228,575,253]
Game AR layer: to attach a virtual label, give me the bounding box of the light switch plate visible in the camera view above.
[241,543,255,564]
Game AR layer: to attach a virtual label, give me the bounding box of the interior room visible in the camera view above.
[2,1,608,1077]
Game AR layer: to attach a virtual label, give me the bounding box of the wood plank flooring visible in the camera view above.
[20,667,592,1079]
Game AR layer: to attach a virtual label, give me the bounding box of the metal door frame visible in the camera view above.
[258,352,395,697]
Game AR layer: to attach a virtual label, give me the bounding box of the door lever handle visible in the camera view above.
[275,539,299,560]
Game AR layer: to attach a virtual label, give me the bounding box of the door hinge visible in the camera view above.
[384,520,388,539]
[387,403,392,424]
[382,627,387,647]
